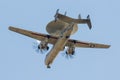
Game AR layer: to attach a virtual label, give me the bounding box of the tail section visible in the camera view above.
[54,9,92,30]
[76,14,92,29]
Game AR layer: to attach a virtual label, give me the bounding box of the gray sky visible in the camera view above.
[0,0,120,80]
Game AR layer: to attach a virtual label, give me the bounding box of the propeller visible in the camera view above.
[66,52,74,59]
[33,41,40,53]
[32,40,44,54]
[61,48,75,59]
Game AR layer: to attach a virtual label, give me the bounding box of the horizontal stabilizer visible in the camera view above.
[57,13,92,29]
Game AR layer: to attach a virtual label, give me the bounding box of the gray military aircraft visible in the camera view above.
[9,9,110,68]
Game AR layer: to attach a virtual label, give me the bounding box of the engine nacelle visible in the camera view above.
[66,46,75,55]
[38,41,49,51]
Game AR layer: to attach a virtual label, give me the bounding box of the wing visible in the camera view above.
[66,39,110,48]
[9,26,110,48]
[9,26,58,45]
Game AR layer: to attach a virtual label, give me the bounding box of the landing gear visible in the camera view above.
[47,65,51,68]
[47,46,49,50]
[46,62,51,68]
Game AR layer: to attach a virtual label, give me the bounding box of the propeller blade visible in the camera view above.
[61,51,75,59]
[32,42,40,53]
[32,41,43,54]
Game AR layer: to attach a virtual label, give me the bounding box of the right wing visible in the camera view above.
[66,39,110,48]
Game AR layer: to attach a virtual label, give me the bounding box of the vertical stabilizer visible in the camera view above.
[86,15,92,29]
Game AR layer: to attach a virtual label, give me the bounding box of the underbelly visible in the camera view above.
[45,37,68,65]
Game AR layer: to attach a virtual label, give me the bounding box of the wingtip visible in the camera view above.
[8,26,12,30]
[8,26,15,30]
[8,26,18,32]
[104,44,111,49]
[107,45,111,48]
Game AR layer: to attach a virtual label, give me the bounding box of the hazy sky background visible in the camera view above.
[0,0,120,80]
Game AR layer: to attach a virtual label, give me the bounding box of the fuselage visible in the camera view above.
[45,22,74,67]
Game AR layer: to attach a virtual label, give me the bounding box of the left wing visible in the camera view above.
[66,39,110,48]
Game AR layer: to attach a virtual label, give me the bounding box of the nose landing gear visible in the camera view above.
[47,65,51,68]
[46,62,51,68]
